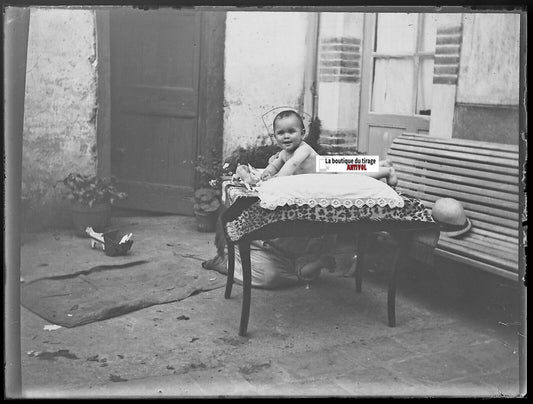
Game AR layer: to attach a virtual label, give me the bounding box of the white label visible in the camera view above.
[315,156,380,173]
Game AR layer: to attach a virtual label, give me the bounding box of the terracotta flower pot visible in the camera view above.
[70,201,111,237]
[194,211,217,233]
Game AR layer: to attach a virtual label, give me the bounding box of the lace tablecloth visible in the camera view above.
[222,181,438,245]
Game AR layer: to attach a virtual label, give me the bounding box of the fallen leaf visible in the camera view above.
[87,355,99,362]
[43,325,62,331]
[166,365,174,370]
[109,374,128,382]
[188,362,207,369]
[190,337,199,343]
[31,349,79,361]
[69,305,79,311]
[176,315,190,320]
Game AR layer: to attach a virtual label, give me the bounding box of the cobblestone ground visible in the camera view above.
[16,216,524,398]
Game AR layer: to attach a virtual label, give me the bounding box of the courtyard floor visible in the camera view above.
[15,214,525,398]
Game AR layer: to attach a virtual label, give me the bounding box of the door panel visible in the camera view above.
[365,112,430,158]
[110,8,201,214]
[368,126,405,159]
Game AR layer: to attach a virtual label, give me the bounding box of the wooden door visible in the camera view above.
[358,13,437,159]
[109,8,201,214]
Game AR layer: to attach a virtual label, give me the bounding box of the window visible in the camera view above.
[370,13,437,116]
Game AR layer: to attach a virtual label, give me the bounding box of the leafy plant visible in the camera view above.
[61,173,127,207]
[224,144,281,174]
[194,148,232,189]
[193,187,221,214]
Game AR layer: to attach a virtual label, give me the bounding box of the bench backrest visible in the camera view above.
[387,133,520,278]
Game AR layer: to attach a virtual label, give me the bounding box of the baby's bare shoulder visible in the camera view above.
[301,142,318,156]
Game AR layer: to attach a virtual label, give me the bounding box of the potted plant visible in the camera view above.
[193,187,222,232]
[193,150,228,232]
[61,173,127,237]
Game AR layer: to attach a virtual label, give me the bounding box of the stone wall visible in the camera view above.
[222,11,308,158]
[22,8,98,231]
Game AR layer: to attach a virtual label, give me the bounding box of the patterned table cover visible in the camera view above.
[222,180,438,244]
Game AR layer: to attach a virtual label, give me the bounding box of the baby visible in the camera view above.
[237,109,397,186]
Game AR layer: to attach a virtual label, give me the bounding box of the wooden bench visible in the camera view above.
[387,133,520,282]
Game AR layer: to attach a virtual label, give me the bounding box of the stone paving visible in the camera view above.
[17,215,524,398]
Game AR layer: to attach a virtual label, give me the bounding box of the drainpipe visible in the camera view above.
[300,13,321,121]
[312,13,321,119]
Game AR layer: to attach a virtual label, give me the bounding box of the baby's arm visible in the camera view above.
[275,146,311,177]
[260,153,284,180]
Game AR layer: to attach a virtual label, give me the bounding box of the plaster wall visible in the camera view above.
[22,8,98,230]
[222,12,308,158]
[457,13,520,106]
[453,13,520,144]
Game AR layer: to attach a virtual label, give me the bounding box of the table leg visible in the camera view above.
[387,232,409,327]
[224,242,235,299]
[238,241,252,336]
[355,232,368,293]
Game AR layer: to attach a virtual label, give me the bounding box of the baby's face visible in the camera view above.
[273,115,305,153]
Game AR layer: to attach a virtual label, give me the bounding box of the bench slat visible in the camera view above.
[394,137,519,160]
[466,233,518,253]
[388,149,518,176]
[398,172,518,203]
[390,143,519,168]
[401,133,519,153]
[438,240,518,269]
[470,227,520,245]
[434,250,519,281]
[437,238,517,271]
[445,234,518,257]
[467,219,518,238]
[393,163,519,193]
[397,181,519,212]
[466,213,518,231]
[390,157,519,184]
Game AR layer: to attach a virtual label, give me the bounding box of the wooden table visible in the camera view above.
[221,182,438,336]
